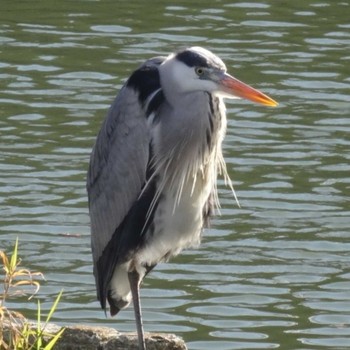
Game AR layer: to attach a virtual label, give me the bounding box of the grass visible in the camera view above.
[0,238,65,349]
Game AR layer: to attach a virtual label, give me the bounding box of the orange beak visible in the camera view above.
[219,73,278,107]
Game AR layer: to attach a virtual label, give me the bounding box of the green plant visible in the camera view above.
[0,238,65,349]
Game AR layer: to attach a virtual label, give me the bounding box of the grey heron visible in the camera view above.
[87,46,277,350]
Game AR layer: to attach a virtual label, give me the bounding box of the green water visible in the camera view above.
[1,1,350,349]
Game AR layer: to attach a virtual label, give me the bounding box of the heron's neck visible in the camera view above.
[150,91,226,203]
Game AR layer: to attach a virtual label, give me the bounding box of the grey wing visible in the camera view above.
[86,57,166,308]
[87,84,149,266]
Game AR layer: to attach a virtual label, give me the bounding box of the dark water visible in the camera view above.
[1,1,350,349]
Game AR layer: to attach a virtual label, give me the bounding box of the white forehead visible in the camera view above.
[164,46,227,71]
[189,46,226,68]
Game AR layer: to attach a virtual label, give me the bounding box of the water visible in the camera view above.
[1,1,350,349]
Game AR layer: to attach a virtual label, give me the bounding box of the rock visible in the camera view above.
[52,324,187,350]
[2,320,187,350]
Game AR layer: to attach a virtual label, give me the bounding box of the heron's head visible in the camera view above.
[159,46,278,107]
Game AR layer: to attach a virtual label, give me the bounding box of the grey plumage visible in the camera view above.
[87,57,163,312]
[87,46,278,350]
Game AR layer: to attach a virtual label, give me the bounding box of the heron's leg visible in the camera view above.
[128,270,146,350]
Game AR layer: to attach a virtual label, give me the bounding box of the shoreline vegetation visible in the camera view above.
[0,238,64,349]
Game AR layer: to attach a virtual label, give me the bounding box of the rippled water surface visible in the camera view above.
[1,1,350,349]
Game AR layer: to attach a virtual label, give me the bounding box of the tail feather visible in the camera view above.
[107,290,130,316]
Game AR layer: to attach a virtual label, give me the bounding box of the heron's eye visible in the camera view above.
[195,67,204,76]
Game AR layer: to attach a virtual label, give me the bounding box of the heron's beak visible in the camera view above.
[218,72,278,107]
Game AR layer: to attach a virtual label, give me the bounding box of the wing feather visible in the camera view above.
[87,85,150,265]
[86,57,166,307]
